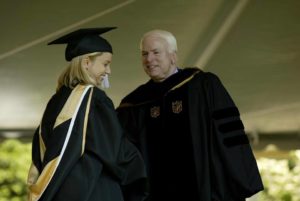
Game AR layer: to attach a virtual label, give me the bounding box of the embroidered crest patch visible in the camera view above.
[172,100,182,114]
[150,106,160,118]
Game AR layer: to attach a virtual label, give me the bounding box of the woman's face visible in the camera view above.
[86,52,112,86]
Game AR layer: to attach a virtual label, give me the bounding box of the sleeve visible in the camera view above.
[27,127,42,187]
[205,73,264,199]
[31,127,43,172]
[116,104,141,145]
[87,89,148,201]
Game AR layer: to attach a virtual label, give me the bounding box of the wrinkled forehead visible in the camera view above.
[141,35,168,51]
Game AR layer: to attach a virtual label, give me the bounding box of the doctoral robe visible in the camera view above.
[117,68,263,201]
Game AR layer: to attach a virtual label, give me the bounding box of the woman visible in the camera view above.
[27,27,147,201]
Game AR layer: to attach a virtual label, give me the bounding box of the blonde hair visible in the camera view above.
[140,29,178,53]
[56,52,102,91]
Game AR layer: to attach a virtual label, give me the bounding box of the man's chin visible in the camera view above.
[150,75,165,82]
[148,71,159,78]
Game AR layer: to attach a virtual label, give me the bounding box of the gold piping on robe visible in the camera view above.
[27,84,92,201]
[53,85,87,128]
[38,125,46,162]
[82,87,93,155]
[118,70,200,108]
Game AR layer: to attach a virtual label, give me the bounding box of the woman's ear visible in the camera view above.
[81,57,90,70]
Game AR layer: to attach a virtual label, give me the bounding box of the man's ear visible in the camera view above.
[171,52,178,65]
[81,56,90,69]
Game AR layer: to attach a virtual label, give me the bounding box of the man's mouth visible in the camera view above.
[147,64,158,69]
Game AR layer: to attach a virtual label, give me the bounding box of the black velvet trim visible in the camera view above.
[212,107,240,120]
[120,68,201,105]
[218,120,244,133]
[223,135,249,147]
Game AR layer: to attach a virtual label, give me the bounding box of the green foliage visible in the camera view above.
[0,138,299,201]
[256,150,300,201]
[0,139,31,201]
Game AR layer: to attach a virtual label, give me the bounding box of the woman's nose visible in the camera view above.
[106,66,111,74]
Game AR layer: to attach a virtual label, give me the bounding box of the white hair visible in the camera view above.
[140,29,178,53]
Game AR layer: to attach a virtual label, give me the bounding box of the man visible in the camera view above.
[117,29,263,201]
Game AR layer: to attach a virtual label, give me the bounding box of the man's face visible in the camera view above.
[141,36,176,82]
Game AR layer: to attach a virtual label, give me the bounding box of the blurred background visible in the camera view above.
[0,0,299,200]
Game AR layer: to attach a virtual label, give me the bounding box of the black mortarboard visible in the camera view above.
[48,27,116,61]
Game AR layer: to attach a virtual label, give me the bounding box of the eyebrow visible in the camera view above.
[142,48,159,52]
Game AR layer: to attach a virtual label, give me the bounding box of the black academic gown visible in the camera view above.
[27,84,147,201]
[117,68,264,201]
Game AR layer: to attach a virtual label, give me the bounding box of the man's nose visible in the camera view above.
[146,53,154,62]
